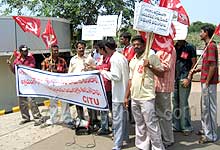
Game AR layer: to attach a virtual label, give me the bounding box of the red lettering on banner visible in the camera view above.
[82,96,100,105]
[47,87,101,96]
[18,69,27,75]
[21,78,39,86]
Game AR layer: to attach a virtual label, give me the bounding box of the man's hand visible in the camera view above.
[87,64,96,70]
[124,98,129,109]
[143,59,150,68]
[182,78,190,88]
[6,59,11,64]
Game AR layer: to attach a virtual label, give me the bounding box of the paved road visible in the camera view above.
[0,82,220,150]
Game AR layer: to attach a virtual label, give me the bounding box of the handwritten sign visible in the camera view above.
[82,25,103,41]
[15,65,108,111]
[134,2,173,36]
[97,15,118,37]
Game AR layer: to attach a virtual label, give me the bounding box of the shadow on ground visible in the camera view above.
[168,120,220,150]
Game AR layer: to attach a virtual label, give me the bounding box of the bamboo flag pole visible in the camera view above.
[191,33,215,72]
[8,50,15,62]
[49,20,53,72]
[141,32,154,88]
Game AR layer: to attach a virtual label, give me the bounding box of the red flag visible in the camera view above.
[41,20,58,49]
[151,23,176,53]
[13,16,41,37]
[214,24,220,36]
[161,0,190,26]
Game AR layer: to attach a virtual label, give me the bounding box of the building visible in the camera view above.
[0,16,72,112]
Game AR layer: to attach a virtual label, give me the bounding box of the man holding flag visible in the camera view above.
[190,24,219,143]
[7,45,42,125]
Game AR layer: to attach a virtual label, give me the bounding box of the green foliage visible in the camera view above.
[1,0,134,27]
[187,21,220,49]
[1,0,135,45]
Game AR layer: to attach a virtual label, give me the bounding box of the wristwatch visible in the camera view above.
[148,64,153,69]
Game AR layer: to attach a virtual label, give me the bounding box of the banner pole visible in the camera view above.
[191,33,215,71]
[141,32,154,89]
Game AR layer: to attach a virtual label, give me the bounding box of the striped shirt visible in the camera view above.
[13,53,35,68]
[41,56,67,73]
[201,41,218,84]
[155,50,176,92]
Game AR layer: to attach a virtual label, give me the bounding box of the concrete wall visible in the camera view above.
[0,56,18,111]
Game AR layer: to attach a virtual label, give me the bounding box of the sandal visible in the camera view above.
[198,136,213,144]
[19,119,31,125]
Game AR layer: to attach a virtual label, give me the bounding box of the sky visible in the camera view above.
[181,0,220,25]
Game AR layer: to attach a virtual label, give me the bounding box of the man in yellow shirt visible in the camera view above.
[124,35,165,150]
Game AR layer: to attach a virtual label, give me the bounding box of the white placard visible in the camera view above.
[173,21,188,40]
[97,15,118,37]
[134,2,173,36]
[15,65,108,111]
[117,11,123,31]
[82,25,103,41]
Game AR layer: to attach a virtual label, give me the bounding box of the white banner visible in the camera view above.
[97,15,118,37]
[15,65,108,111]
[134,2,173,36]
[82,25,103,41]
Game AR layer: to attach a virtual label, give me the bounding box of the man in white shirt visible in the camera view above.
[101,40,129,150]
[68,41,98,130]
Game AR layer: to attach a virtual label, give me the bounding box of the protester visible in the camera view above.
[172,40,197,136]
[100,39,129,150]
[120,32,135,62]
[190,25,218,143]
[124,35,165,150]
[88,40,112,135]
[154,49,176,147]
[40,44,72,127]
[91,41,102,65]
[120,32,136,124]
[7,44,42,125]
[68,40,99,130]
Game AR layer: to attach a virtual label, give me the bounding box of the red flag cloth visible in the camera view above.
[13,16,41,37]
[140,23,176,53]
[214,24,220,36]
[161,0,190,26]
[151,23,176,53]
[41,20,58,49]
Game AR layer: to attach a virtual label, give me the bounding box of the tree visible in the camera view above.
[1,0,135,29]
[187,21,220,49]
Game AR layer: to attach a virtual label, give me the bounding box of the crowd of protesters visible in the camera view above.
[6,24,219,150]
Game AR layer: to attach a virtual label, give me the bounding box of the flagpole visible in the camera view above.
[191,33,215,72]
[48,20,53,72]
[141,32,154,88]
[8,50,15,62]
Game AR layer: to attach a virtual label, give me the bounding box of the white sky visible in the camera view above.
[181,0,220,25]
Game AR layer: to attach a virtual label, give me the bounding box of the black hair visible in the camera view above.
[201,25,215,38]
[120,32,132,41]
[51,44,59,49]
[97,41,107,53]
[19,44,29,51]
[105,40,117,50]
[131,35,145,44]
[75,40,86,48]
